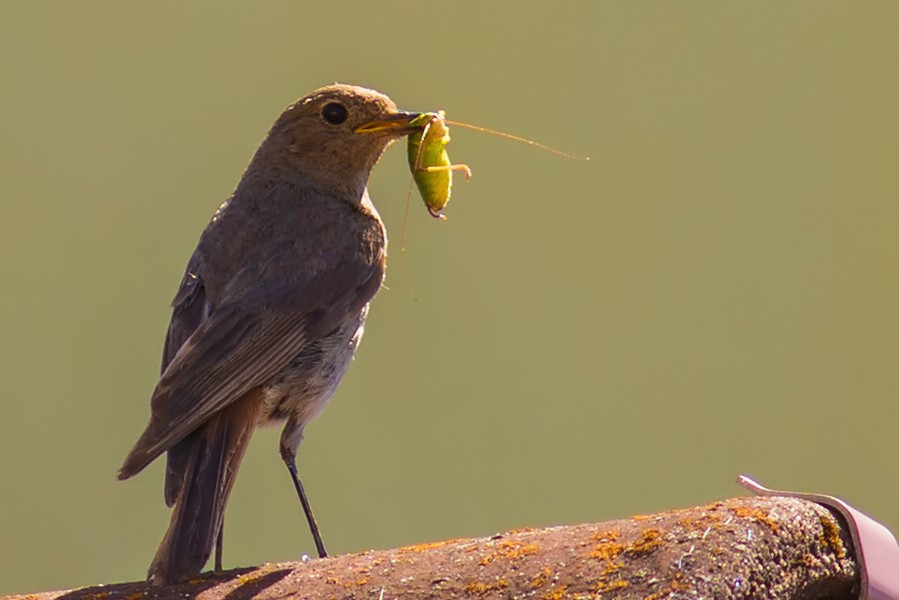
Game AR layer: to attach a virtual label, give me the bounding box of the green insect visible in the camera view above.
[407,110,472,220]
[405,110,588,220]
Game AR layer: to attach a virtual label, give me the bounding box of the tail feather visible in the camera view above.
[148,388,264,585]
[164,436,194,507]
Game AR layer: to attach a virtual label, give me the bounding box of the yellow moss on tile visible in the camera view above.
[595,579,628,591]
[818,514,846,559]
[603,560,624,576]
[236,571,266,586]
[399,538,464,553]
[541,584,568,599]
[645,572,690,599]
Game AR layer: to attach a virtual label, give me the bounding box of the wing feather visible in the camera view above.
[119,309,309,478]
[119,258,384,480]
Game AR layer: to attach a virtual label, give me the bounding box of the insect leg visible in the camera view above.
[420,163,473,180]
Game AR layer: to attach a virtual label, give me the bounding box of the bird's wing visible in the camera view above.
[159,256,211,505]
[162,255,208,374]
[119,258,384,480]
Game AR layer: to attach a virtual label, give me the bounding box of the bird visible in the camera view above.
[118,84,420,585]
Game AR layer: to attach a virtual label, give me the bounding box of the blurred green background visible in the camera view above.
[1,1,897,595]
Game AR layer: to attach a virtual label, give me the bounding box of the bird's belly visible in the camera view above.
[261,307,368,427]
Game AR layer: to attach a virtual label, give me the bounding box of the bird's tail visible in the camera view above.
[148,388,264,585]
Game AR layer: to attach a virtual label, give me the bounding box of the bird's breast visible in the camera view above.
[260,305,369,427]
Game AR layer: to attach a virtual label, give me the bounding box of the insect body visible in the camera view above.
[407,110,472,219]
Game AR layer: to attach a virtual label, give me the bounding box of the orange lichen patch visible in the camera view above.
[325,577,340,585]
[731,505,780,531]
[478,541,539,565]
[590,539,625,561]
[677,511,723,530]
[631,514,651,521]
[627,528,663,555]
[671,571,689,591]
[506,527,537,535]
[672,510,727,537]
[124,593,144,600]
[465,579,509,595]
[542,584,568,599]
[819,515,846,559]
[592,529,620,542]
[529,567,553,589]
[399,538,464,553]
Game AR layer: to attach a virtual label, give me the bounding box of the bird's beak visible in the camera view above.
[354,111,423,135]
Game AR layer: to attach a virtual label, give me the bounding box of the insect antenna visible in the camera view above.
[444,119,590,160]
[399,159,421,301]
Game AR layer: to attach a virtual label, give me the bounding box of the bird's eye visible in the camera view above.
[322,102,349,125]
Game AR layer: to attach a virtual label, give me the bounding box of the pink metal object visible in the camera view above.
[738,475,899,600]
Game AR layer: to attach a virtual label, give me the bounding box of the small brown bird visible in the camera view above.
[118,84,419,584]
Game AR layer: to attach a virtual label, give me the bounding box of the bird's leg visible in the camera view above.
[285,457,327,558]
[214,520,224,571]
[280,417,327,558]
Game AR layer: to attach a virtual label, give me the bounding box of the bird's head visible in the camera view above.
[256,84,420,198]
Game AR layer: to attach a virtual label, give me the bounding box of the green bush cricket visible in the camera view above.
[406,110,588,219]
[407,110,472,220]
